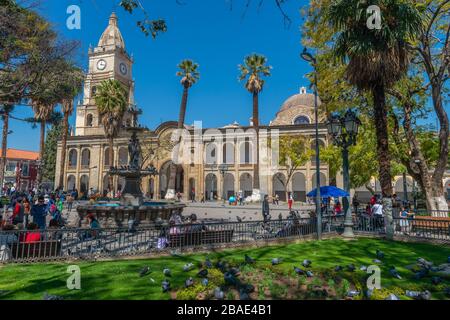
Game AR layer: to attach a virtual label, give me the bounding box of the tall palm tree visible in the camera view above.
[32,101,55,188]
[166,59,200,200]
[327,0,422,237]
[56,63,84,190]
[0,104,14,192]
[239,54,271,200]
[94,79,128,194]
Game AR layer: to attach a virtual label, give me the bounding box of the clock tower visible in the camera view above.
[75,12,136,136]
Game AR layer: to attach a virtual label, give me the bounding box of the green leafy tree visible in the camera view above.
[239,54,272,197]
[275,135,312,200]
[42,122,64,183]
[94,79,128,192]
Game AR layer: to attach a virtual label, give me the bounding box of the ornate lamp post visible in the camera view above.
[219,163,228,204]
[327,109,361,238]
[301,48,322,240]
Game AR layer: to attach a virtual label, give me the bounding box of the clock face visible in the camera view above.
[120,63,127,75]
[97,59,106,70]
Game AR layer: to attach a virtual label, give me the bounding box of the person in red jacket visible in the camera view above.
[24,223,41,243]
[287,194,293,212]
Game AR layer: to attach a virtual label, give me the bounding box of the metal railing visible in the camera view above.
[0,218,326,263]
[1,215,448,264]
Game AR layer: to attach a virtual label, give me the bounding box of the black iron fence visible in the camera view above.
[1,215,448,264]
[0,218,327,264]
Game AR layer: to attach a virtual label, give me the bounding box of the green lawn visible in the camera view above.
[0,238,449,300]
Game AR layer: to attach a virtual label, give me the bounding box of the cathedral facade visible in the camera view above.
[55,13,448,203]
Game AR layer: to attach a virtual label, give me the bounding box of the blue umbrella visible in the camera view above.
[307,186,349,198]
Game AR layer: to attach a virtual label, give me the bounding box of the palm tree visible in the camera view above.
[166,59,200,200]
[0,104,14,192]
[327,0,422,237]
[94,79,128,194]
[239,54,271,200]
[56,64,84,190]
[32,101,55,188]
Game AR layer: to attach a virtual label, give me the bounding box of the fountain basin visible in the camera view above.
[76,201,186,228]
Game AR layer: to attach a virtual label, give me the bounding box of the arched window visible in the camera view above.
[104,148,113,166]
[81,149,90,168]
[294,115,310,125]
[68,149,78,168]
[86,114,93,127]
[67,175,76,191]
[239,141,253,164]
[118,147,128,166]
[223,143,235,164]
[205,143,217,164]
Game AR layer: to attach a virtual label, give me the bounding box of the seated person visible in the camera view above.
[187,214,207,232]
[47,219,63,240]
[228,195,236,205]
[24,223,41,243]
[80,214,101,240]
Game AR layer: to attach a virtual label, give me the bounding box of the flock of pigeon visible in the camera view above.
[41,250,449,300]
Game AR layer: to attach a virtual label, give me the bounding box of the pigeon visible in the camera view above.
[201,278,209,286]
[239,288,250,300]
[162,279,170,293]
[347,264,356,272]
[43,292,64,300]
[214,287,225,300]
[372,259,382,264]
[418,290,431,300]
[294,266,305,275]
[163,268,171,277]
[139,266,150,277]
[204,258,213,269]
[229,267,241,276]
[389,266,402,279]
[306,270,314,278]
[224,272,239,286]
[444,287,450,297]
[239,283,255,294]
[244,254,255,264]
[302,260,312,268]
[365,289,373,299]
[414,269,428,280]
[197,269,208,278]
[236,216,242,222]
[405,290,420,298]
[417,258,433,269]
[347,290,360,298]
[334,265,343,272]
[185,277,194,288]
[376,249,384,259]
[216,261,227,272]
[447,256,450,264]
[183,263,194,272]
[271,258,282,265]
[431,276,442,285]
[360,265,368,271]
[385,294,399,300]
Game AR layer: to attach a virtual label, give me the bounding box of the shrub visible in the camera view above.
[177,284,206,300]
[369,287,405,300]
[208,268,225,287]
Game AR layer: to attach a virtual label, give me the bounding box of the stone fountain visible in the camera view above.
[76,125,185,228]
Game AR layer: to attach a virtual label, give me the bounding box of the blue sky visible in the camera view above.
[5,0,439,151]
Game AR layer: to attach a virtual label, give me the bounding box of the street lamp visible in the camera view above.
[301,47,322,240]
[219,163,228,204]
[327,109,361,238]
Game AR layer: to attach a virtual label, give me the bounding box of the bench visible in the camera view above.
[410,216,450,234]
[168,230,234,247]
[10,241,62,260]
